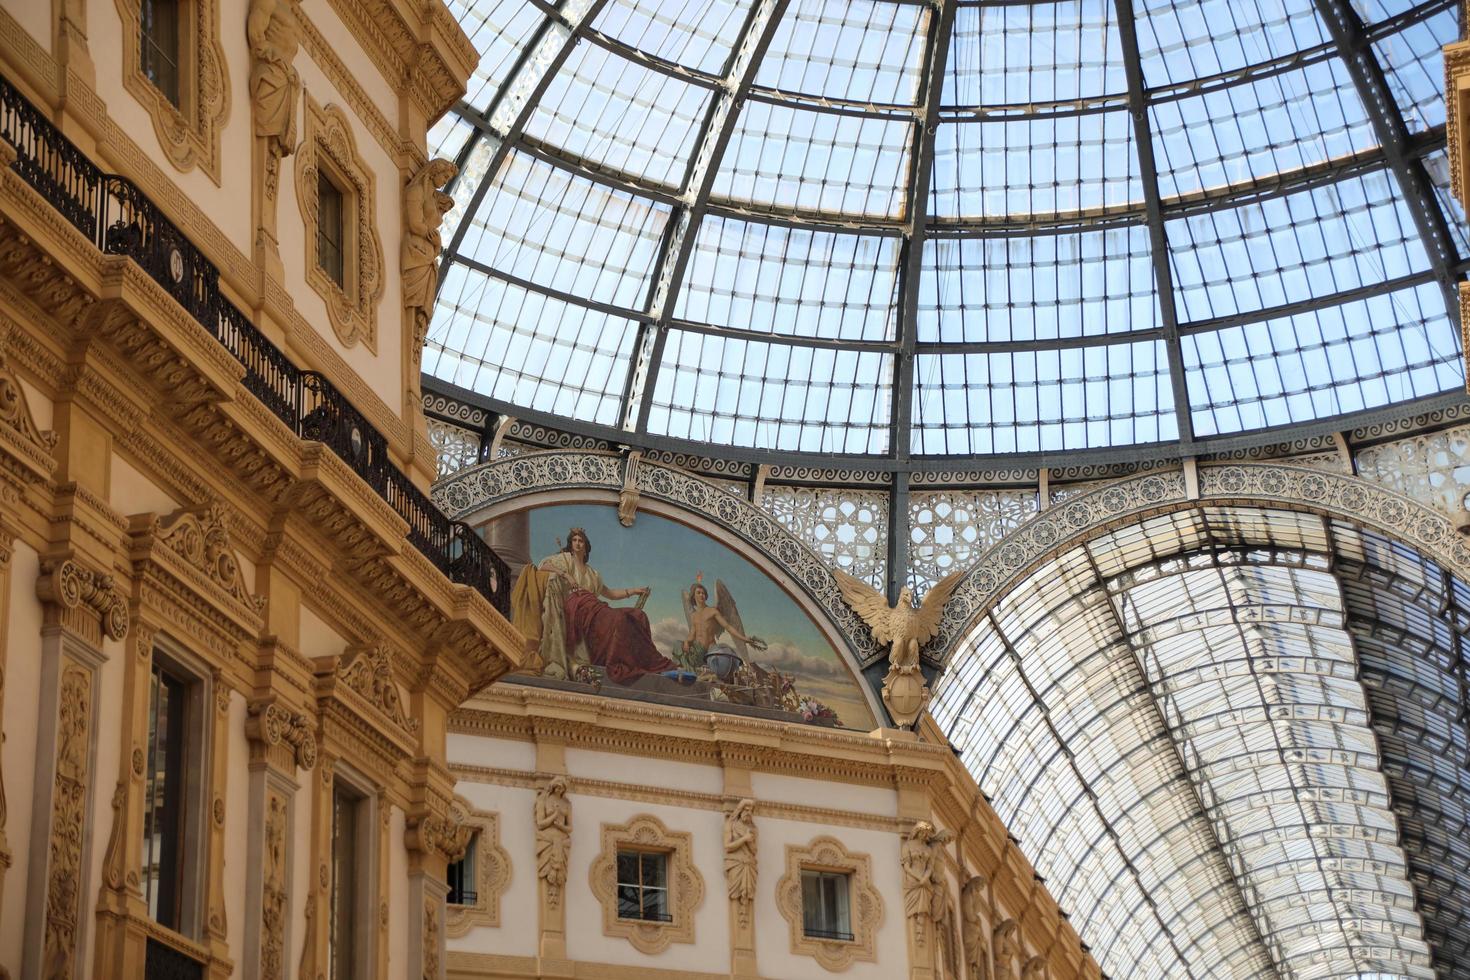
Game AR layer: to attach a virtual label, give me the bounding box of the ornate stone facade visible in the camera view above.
[588,813,705,954]
[776,835,884,972]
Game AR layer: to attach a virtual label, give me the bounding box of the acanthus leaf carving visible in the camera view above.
[337,642,420,736]
[152,501,263,612]
[36,558,131,641]
[43,664,92,975]
[245,699,317,770]
[0,351,58,484]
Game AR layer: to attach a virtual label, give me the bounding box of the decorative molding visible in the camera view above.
[444,799,511,937]
[36,557,131,642]
[423,898,441,980]
[993,919,1021,978]
[295,10,408,162]
[0,352,57,484]
[246,699,318,770]
[534,776,570,911]
[294,95,384,351]
[43,662,93,975]
[776,835,883,972]
[405,807,472,864]
[114,0,230,182]
[150,501,261,612]
[588,813,705,955]
[618,450,642,527]
[337,642,419,737]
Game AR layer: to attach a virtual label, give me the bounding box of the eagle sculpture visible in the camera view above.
[833,568,966,729]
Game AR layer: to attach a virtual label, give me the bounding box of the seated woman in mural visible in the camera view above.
[513,527,678,685]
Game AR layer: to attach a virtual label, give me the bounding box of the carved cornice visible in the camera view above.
[36,557,130,641]
[246,699,317,771]
[335,642,419,736]
[320,0,476,122]
[129,502,266,641]
[404,808,472,863]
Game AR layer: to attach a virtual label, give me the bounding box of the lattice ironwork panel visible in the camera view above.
[759,486,888,589]
[1355,422,1470,518]
[907,489,1039,592]
[428,417,483,479]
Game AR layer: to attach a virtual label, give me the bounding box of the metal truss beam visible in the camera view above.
[1312,0,1464,327]
[891,0,958,473]
[1113,0,1195,449]
[618,0,792,434]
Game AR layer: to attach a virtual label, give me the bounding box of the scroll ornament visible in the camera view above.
[833,568,966,728]
[338,643,419,735]
[246,700,317,769]
[406,809,472,863]
[37,558,130,641]
[153,502,261,611]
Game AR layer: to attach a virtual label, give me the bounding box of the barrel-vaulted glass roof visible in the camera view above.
[426,0,1468,466]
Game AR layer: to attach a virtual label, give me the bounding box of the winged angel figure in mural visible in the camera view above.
[679,574,767,677]
[833,569,966,729]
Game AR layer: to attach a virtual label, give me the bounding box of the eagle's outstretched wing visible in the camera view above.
[833,569,896,645]
[714,579,749,658]
[910,567,967,647]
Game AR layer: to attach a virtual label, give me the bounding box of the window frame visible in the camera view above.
[446,831,479,907]
[614,847,673,923]
[139,0,185,108]
[799,867,854,942]
[139,640,213,942]
[315,166,350,293]
[327,765,378,980]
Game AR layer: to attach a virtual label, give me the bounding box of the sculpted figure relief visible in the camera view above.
[723,799,757,922]
[534,776,571,908]
[960,873,991,980]
[834,568,965,728]
[993,919,1021,978]
[901,820,953,941]
[402,158,458,364]
[247,0,302,193]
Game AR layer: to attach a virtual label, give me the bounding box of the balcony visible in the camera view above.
[0,73,510,616]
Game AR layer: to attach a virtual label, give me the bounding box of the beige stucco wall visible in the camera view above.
[0,541,43,964]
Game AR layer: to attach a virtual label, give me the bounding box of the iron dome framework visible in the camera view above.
[425,0,1469,473]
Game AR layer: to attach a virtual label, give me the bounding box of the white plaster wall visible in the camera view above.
[277,49,404,416]
[563,794,729,974]
[754,818,907,980]
[751,771,899,819]
[88,0,255,259]
[222,690,251,965]
[448,781,537,959]
[0,541,43,971]
[112,452,181,516]
[564,748,722,795]
[300,603,345,659]
[78,629,127,978]
[447,732,535,772]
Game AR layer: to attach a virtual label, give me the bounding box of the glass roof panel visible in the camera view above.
[674,216,900,341]
[1149,57,1376,200]
[425,264,638,425]
[942,1,1126,107]
[522,40,713,188]
[1371,5,1458,133]
[1182,279,1464,436]
[1164,168,1429,323]
[712,102,913,218]
[646,332,893,453]
[454,0,544,110]
[433,0,1467,462]
[1132,0,1328,90]
[590,0,752,74]
[930,111,1143,220]
[455,149,671,310]
[754,0,930,105]
[918,227,1160,343]
[911,341,1178,455]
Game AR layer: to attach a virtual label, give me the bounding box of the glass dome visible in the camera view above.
[423,0,1466,464]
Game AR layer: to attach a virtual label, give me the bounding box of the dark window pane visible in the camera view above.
[142,662,189,930]
[317,173,346,288]
[330,786,360,980]
[800,869,852,940]
[140,0,181,106]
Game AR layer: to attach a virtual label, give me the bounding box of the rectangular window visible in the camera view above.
[447,833,478,906]
[329,782,364,980]
[801,869,852,941]
[141,660,196,932]
[615,849,670,922]
[140,0,182,107]
[317,172,346,289]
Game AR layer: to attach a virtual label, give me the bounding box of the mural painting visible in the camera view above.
[490,503,877,730]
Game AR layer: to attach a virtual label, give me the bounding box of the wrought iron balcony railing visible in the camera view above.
[0,74,510,615]
[143,935,205,980]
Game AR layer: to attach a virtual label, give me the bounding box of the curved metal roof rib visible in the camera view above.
[425,0,1467,468]
[930,506,1470,978]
